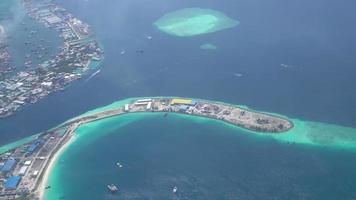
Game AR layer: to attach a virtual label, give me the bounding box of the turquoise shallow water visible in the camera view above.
[69,98,356,151]
[1,0,356,198]
[44,107,356,200]
[41,98,356,199]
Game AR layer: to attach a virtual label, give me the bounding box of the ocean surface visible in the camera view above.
[45,113,356,200]
[1,0,356,199]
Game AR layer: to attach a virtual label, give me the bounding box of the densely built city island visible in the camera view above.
[0,97,294,199]
[0,0,103,118]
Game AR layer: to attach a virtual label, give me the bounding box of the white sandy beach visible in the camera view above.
[37,134,76,200]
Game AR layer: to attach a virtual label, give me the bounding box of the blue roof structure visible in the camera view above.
[27,139,45,153]
[4,176,21,190]
[1,159,16,172]
[27,143,39,153]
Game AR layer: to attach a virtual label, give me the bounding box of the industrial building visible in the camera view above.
[146,102,152,110]
[124,104,129,112]
[26,139,45,155]
[19,166,28,176]
[178,105,191,112]
[134,99,152,106]
[0,159,16,173]
[32,170,39,178]
[24,160,32,166]
[4,176,21,190]
[170,98,197,106]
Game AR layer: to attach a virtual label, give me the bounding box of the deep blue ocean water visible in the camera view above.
[1,0,356,199]
[1,0,356,144]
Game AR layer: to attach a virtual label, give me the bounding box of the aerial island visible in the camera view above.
[0,97,293,199]
[0,0,103,118]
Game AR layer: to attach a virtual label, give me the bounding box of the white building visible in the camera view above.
[24,160,32,166]
[19,166,28,176]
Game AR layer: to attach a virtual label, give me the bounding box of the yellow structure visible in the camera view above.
[170,98,193,105]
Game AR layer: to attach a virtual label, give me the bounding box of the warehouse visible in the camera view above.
[170,98,197,106]
[19,166,28,176]
[4,176,21,190]
[0,159,16,173]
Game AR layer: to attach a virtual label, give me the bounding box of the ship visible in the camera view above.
[172,186,178,194]
[107,184,118,193]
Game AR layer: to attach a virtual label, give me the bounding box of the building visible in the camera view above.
[136,99,152,103]
[26,139,45,155]
[19,166,28,176]
[0,159,16,173]
[24,160,32,166]
[45,15,62,25]
[124,104,129,112]
[4,176,21,190]
[170,98,197,106]
[146,102,152,110]
[134,99,152,106]
[32,170,39,178]
[178,105,190,112]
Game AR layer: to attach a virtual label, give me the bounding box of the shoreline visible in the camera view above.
[36,133,75,200]
[0,0,104,119]
[2,97,356,199]
[33,97,293,198]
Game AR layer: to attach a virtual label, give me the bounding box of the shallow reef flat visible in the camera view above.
[154,8,239,37]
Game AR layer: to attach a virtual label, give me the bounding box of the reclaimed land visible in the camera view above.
[0,97,293,199]
[2,97,356,199]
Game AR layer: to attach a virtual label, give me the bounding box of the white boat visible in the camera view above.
[120,50,126,55]
[107,184,118,193]
[233,73,243,77]
[172,186,178,194]
[116,162,122,168]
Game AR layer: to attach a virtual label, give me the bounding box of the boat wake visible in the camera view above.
[0,25,6,43]
[84,69,101,83]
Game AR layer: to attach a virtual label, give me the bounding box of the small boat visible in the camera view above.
[107,184,118,193]
[233,73,243,77]
[172,186,178,194]
[45,185,51,190]
[163,113,168,118]
[116,162,123,168]
[120,50,126,55]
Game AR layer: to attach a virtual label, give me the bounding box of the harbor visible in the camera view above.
[0,97,293,199]
[0,0,103,119]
